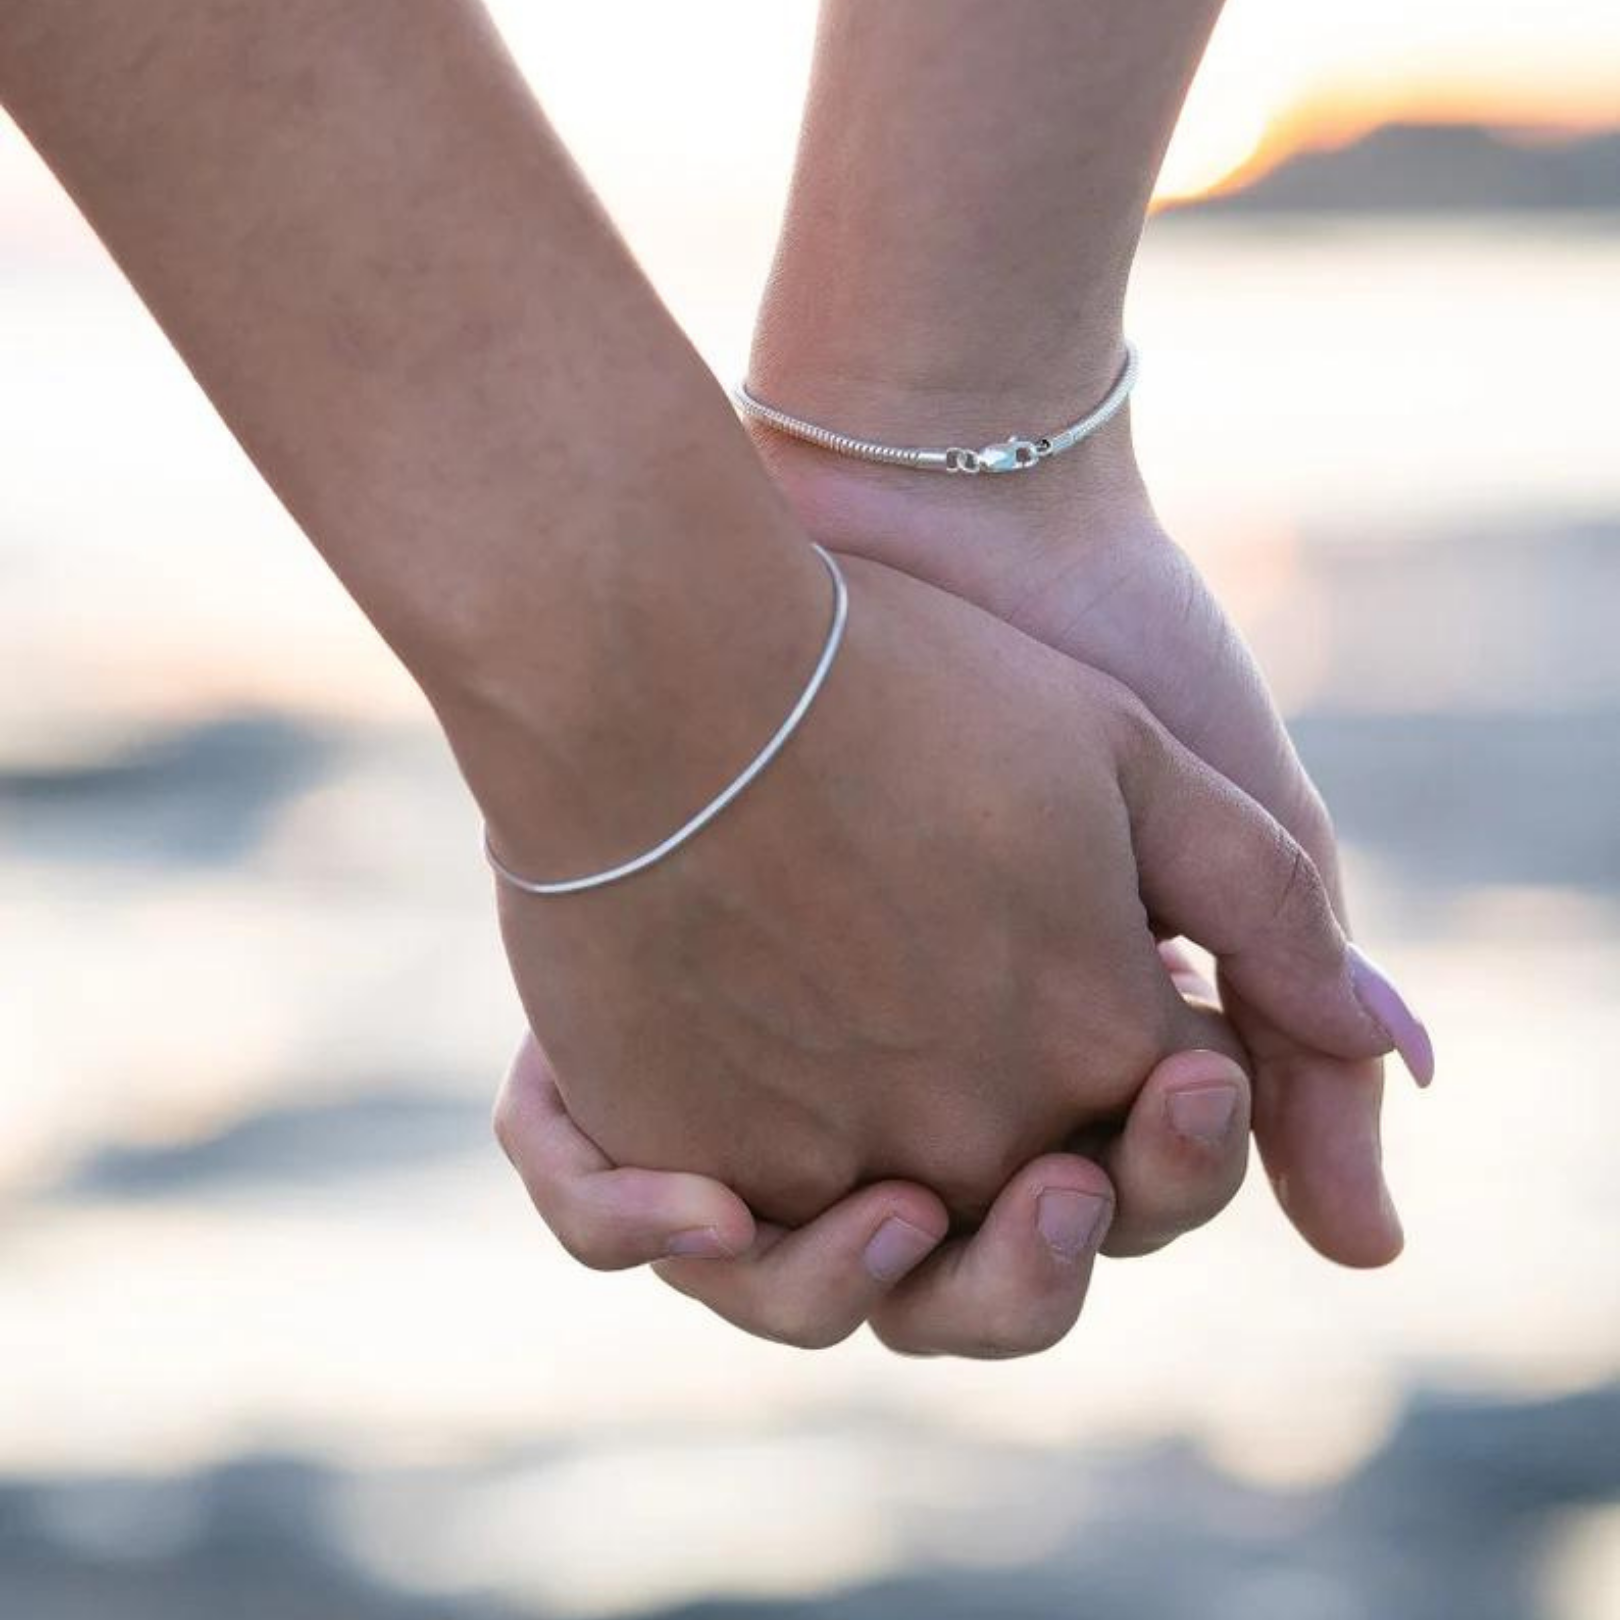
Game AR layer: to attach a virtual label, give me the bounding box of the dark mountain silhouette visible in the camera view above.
[1171,121,1620,214]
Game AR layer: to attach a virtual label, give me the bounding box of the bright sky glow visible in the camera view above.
[479,0,1620,205]
[1161,0,1620,197]
[2,0,1616,250]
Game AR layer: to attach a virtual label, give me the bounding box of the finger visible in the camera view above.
[1150,933,1249,1068]
[1225,982,1403,1268]
[1158,937,1216,1002]
[494,1032,756,1269]
[1152,951,1400,1269]
[868,1155,1114,1360]
[1222,780,1406,1268]
[1113,699,1434,1084]
[653,1181,950,1351]
[1098,1048,1251,1257]
[1144,812,1401,1267]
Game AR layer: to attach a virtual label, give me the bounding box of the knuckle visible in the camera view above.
[923,1140,1027,1227]
[1111,1160,1248,1260]
[867,1318,942,1360]
[1272,829,1311,916]
[490,1086,520,1158]
[963,1302,1075,1360]
[1089,672,1162,766]
[744,1135,861,1229]
[877,1297,1079,1362]
[1102,1228,1178,1260]
[752,1298,855,1352]
[547,1210,616,1271]
[1264,824,1331,938]
[1289,776,1338,861]
[1040,1001,1172,1120]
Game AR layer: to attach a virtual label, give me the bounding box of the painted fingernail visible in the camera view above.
[862,1217,938,1283]
[1036,1189,1110,1263]
[1348,943,1436,1087]
[665,1226,729,1260]
[1166,1082,1241,1147]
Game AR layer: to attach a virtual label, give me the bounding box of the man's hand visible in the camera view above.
[496,1028,1257,1357]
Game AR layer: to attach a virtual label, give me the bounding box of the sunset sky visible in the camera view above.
[484,0,1620,205]
[0,0,1616,247]
[1156,0,1620,196]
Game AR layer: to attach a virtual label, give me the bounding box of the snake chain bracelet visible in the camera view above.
[733,341,1139,476]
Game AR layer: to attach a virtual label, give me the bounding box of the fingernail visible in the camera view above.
[1348,944,1436,1087]
[665,1226,729,1260]
[1036,1189,1110,1263]
[862,1217,937,1283]
[1166,1082,1240,1147]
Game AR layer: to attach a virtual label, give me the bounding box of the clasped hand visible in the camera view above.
[487,549,1410,1359]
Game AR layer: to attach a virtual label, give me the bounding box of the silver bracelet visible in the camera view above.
[484,542,849,897]
[733,341,1139,476]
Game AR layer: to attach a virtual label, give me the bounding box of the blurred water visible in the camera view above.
[3,110,1618,1620]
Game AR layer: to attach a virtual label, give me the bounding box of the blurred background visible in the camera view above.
[3,3,1618,1616]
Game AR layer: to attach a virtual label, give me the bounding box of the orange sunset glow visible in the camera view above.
[3,1,1617,238]
[1156,0,1620,200]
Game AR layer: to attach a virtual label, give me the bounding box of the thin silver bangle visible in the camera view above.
[733,342,1139,476]
[484,542,849,898]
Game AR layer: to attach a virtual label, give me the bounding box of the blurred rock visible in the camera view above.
[0,1385,1615,1620]
[53,1091,488,1201]
[0,712,336,869]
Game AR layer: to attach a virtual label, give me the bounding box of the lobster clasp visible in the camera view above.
[976,435,1042,474]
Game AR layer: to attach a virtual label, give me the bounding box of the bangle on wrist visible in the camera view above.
[484,542,849,897]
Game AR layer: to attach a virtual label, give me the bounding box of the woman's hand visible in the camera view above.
[749,423,1435,1266]
[729,0,1435,1270]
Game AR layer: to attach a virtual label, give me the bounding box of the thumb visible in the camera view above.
[1112,698,1433,1085]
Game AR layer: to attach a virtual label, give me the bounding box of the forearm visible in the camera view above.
[752,0,1224,434]
[1,0,822,866]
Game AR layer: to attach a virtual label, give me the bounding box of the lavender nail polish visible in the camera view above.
[1348,943,1436,1087]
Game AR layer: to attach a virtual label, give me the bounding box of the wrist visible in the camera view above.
[743,304,1151,534]
[748,304,1131,454]
[425,498,830,885]
[743,386,1158,565]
